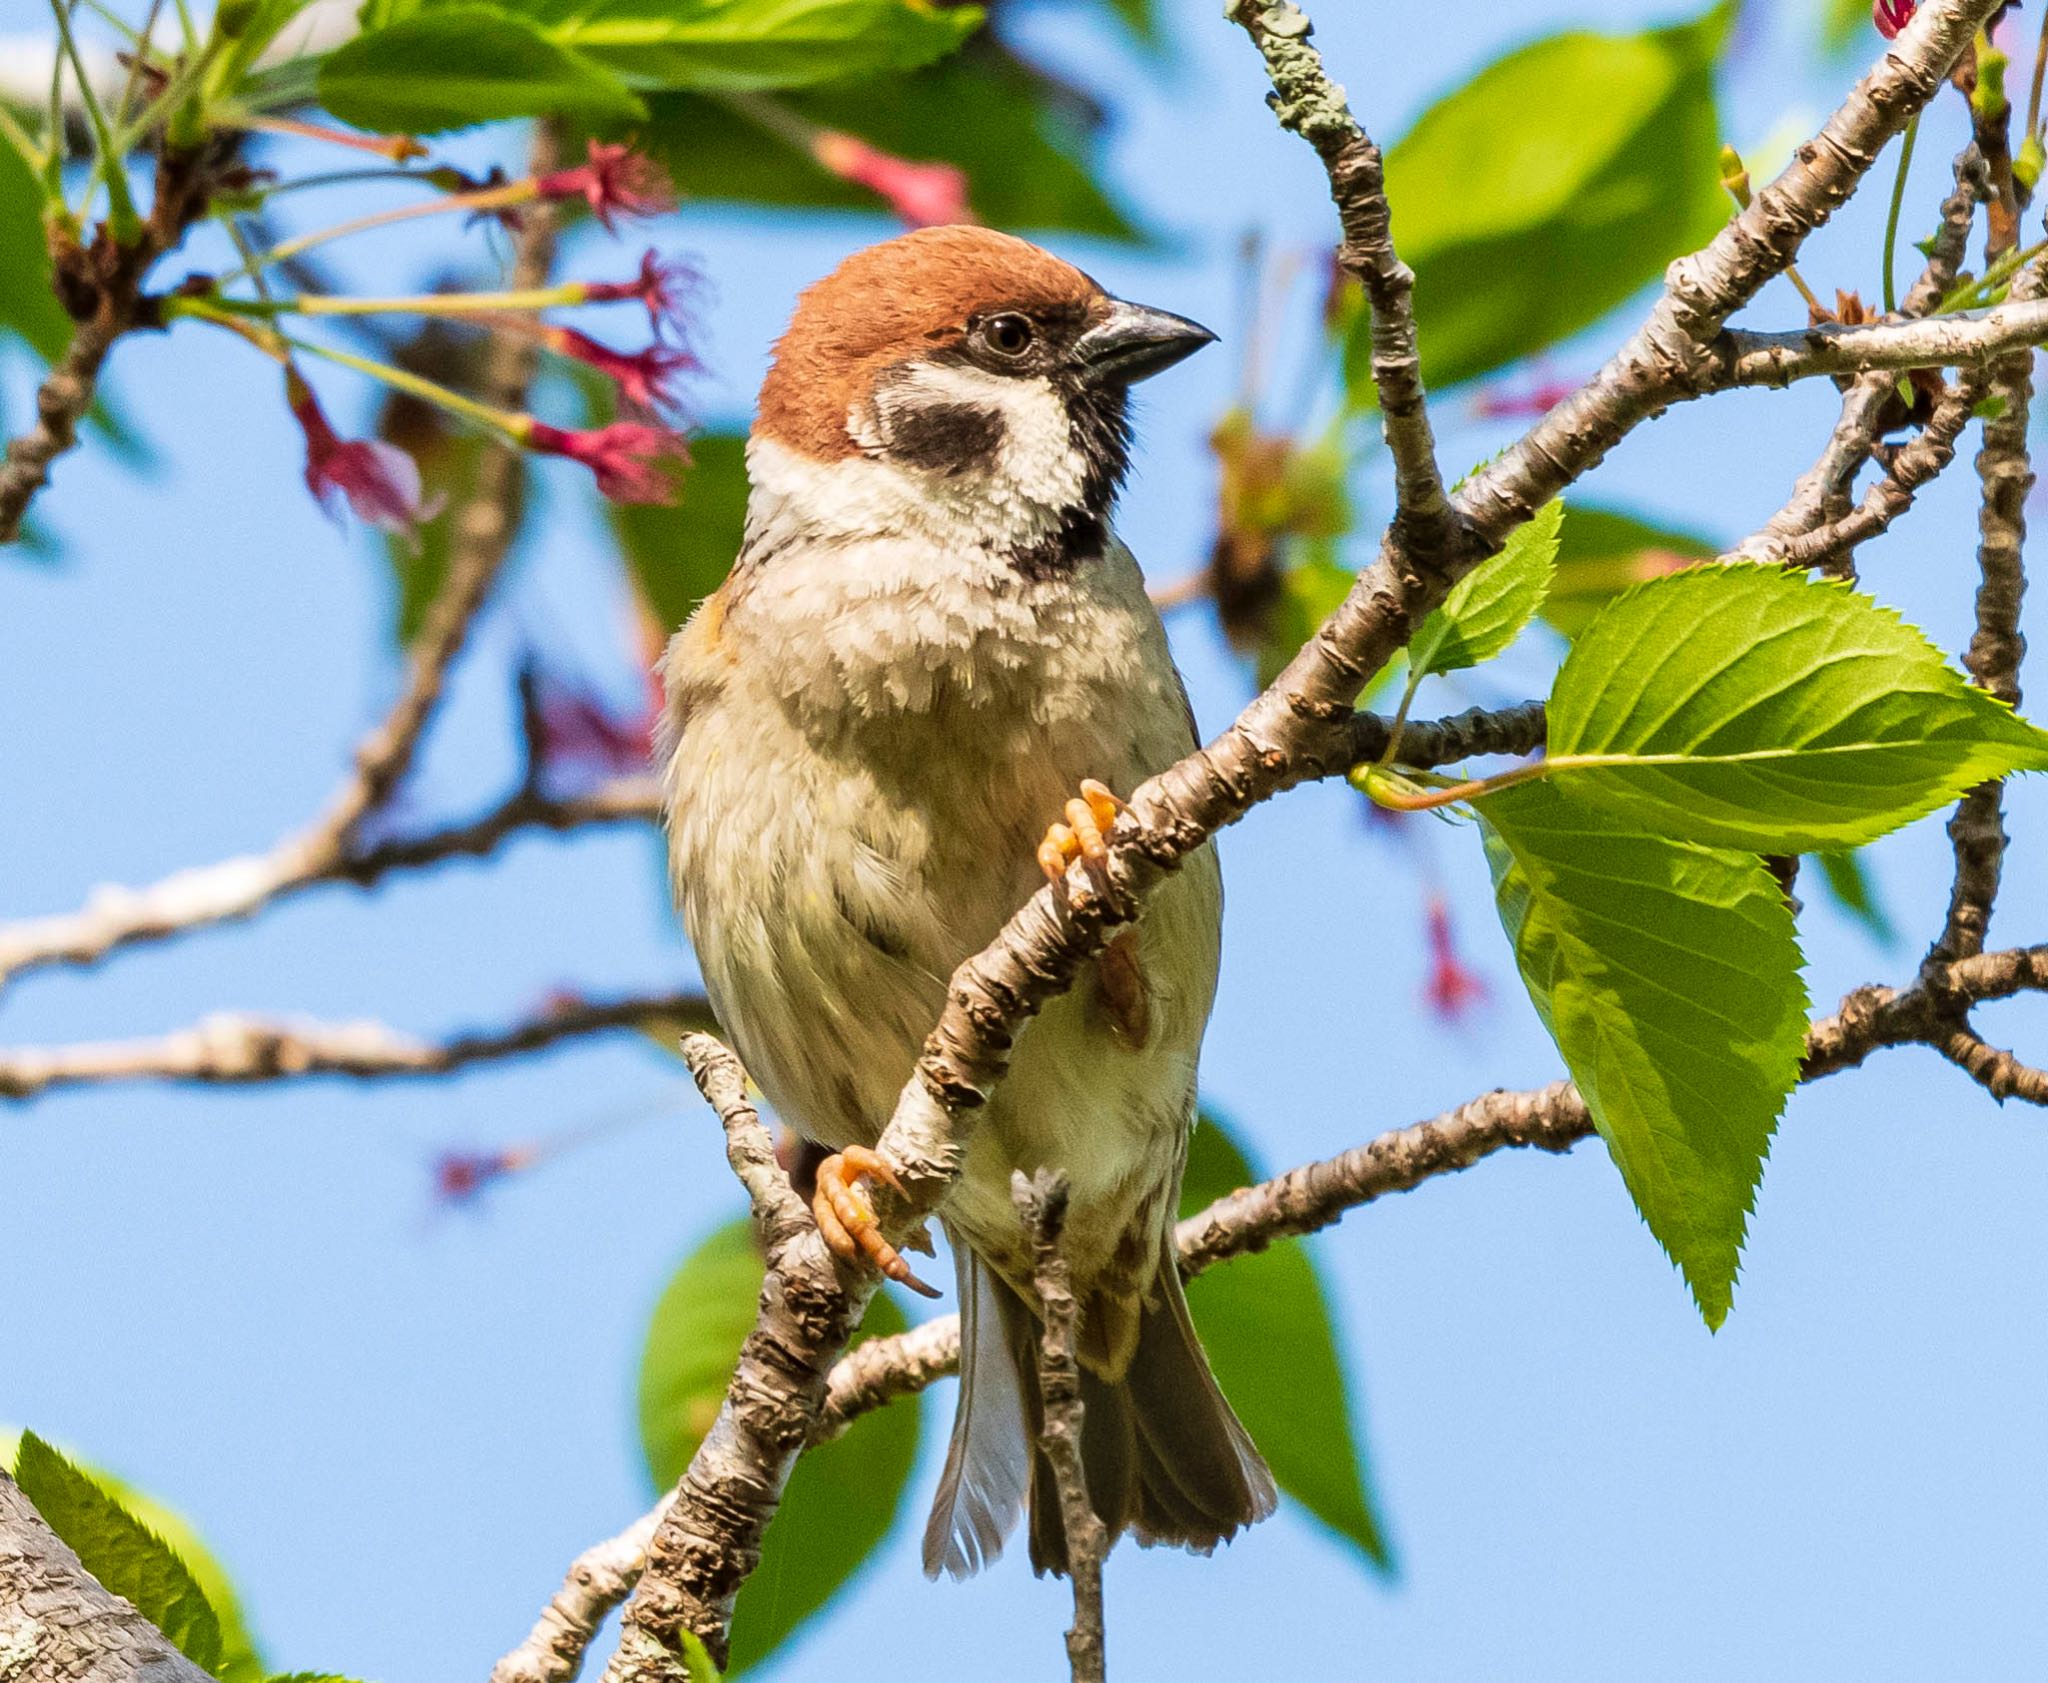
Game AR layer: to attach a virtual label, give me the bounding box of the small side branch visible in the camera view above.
[1014,1170,1107,1683]
[490,1494,677,1683]
[0,989,714,1099]
[603,1035,868,1678]
[1227,0,1454,563]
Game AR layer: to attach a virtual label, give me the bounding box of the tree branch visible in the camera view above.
[0,125,568,998]
[1013,1170,1107,1683]
[490,1494,677,1683]
[0,989,712,1099]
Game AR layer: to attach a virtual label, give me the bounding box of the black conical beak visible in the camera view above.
[1072,298,1217,386]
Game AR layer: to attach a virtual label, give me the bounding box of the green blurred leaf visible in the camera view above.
[1545,502,1719,636]
[1255,552,1389,696]
[1821,0,1870,54]
[1180,1114,1394,1570]
[1478,780,1807,1326]
[533,0,983,91]
[11,1431,227,1675]
[214,0,325,95]
[679,1634,723,1683]
[1408,497,1561,679]
[1545,564,2048,852]
[1813,847,1896,946]
[613,429,747,630]
[0,135,73,364]
[638,1219,921,1675]
[319,6,646,134]
[1368,2,1733,393]
[633,42,1140,239]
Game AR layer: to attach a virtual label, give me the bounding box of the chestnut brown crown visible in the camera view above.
[755,226,1217,474]
[755,226,1111,461]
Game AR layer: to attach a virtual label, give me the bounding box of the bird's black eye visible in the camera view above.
[982,313,1034,357]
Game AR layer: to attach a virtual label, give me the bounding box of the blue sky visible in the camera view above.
[4,0,2048,1677]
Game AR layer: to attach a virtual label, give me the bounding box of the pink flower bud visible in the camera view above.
[544,326,695,413]
[1422,895,1488,1023]
[535,140,675,231]
[523,419,688,503]
[580,249,699,343]
[813,132,972,228]
[286,369,432,545]
[1872,0,1916,38]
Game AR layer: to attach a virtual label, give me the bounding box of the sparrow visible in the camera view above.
[659,225,1275,1578]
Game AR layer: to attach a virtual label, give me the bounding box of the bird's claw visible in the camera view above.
[1037,779,1126,890]
[811,1145,942,1298]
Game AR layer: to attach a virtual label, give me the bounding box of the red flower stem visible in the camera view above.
[224,113,428,162]
[1355,759,1550,813]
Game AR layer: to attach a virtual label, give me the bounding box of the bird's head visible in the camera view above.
[752,226,1214,568]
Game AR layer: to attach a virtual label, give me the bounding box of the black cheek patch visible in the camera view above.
[887,400,1007,475]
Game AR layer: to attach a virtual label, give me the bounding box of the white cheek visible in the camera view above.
[871,362,1087,515]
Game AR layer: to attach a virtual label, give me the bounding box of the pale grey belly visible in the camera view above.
[670,704,1220,1293]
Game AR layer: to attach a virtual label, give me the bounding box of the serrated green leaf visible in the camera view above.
[318,6,646,134]
[532,0,983,92]
[1545,502,1720,636]
[1814,848,1896,946]
[1478,780,1808,1326]
[638,1219,920,1675]
[1409,497,1561,679]
[12,1431,225,1674]
[0,1429,264,1679]
[1544,563,2048,852]
[612,429,746,630]
[1367,2,1732,394]
[630,42,1141,240]
[1181,1114,1394,1571]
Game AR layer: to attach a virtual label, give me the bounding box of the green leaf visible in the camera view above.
[213,0,325,96]
[11,1431,226,1674]
[1545,502,1720,637]
[679,1634,723,1683]
[1408,497,1561,679]
[1,1429,264,1679]
[1545,563,2048,852]
[1368,2,1733,393]
[0,135,73,363]
[1180,1114,1394,1570]
[1821,0,1870,54]
[612,429,747,630]
[318,6,646,134]
[532,0,983,92]
[1478,780,1808,1326]
[630,42,1140,240]
[1813,848,1896,946]
[638,1219,921,1675]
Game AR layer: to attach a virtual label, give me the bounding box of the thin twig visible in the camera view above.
[490,1495,678,1683]
[1929,264,2040,968]
[1014,1170,1107,1683]
[0,989,714,1099]
[0,128,568,996]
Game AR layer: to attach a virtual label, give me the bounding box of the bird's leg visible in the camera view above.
[812,1144,942,1298]
[1036,778,1126,886]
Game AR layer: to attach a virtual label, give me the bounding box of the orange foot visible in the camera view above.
[1036,779,1127,887]
[813,1145,941,1298]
